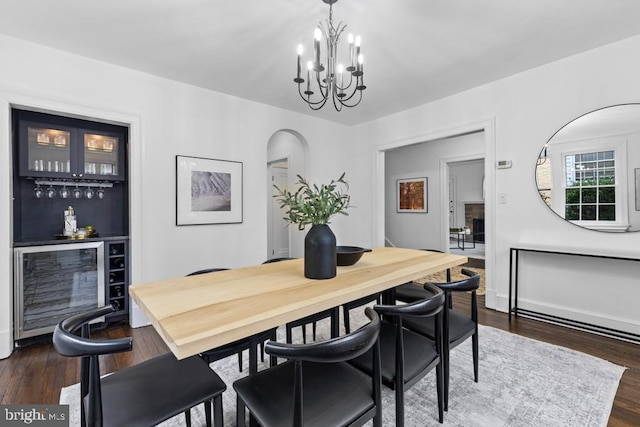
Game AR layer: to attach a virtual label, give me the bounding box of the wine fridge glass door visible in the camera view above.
[13,241,105,340]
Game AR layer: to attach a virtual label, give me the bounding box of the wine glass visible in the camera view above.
[33,184,43,198]
[84,187,94,199]
[72,185,83,199]
[97,188,105,199]
[45,185,56,198]
[59,184,70,199]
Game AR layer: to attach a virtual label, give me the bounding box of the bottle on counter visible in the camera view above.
[63,206,77,237]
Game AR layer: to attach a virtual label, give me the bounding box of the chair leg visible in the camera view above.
[395,384,405,427]
[444,345,450,412]
[436,359,444,423]
[236,395,246,427]
[184,409,191,427]
[213,396,223,427]
[249,339,258,375]
[204,400,212,427]
[473,330,479,382]
[343,306,351,334]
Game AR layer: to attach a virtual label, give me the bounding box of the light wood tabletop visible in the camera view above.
[129,247,467,359]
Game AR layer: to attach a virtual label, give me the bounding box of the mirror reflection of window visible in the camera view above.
[564,150,616,222]
[536,104,640,232]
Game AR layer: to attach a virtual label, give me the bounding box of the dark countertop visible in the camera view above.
[13,235,129,247]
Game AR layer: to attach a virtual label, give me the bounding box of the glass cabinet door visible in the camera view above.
[25,125,73,177]
[14,242,105,339]
[81,131,125,180]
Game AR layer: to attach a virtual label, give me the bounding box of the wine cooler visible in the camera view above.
[14,241,105,340]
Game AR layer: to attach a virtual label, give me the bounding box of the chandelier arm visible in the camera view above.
[297,84,330,107]
[337,90,363,108]
[336,84,361,103]
[307,96,329,111]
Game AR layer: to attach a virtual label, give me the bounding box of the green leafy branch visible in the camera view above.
[274,173,351,230]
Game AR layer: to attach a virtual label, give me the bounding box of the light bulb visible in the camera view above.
[297,44,304,55]
[338,64,344,74]
[307,61,314,71]
[314,28,322,41]
[358,54,364,65]
[348,33,354,44]
[355,35,361,47]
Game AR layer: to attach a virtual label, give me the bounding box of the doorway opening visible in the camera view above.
[267,159,290,259]
[446,158,485,260]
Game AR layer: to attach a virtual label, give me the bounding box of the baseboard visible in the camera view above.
[494,293,640,338]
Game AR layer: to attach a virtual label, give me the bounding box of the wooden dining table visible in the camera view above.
[129,247,467,360]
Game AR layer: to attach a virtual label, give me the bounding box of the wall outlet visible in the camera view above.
[498,193,507,204]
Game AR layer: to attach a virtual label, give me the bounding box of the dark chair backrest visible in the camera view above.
[262,257,296,264]
[53,305,130,427]
[374,283,445,319]
[430,268,480,292]
[266,307,380,363]
[53,305,131,357]
[263,307,381,426]
[186,268,229,276]
[374,283,446,392]
[425,268,479,317]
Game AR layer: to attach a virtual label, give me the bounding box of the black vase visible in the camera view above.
[304,224,337,279]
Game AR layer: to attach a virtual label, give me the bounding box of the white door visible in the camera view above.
[449,176,457,228]
[269,164,290,259]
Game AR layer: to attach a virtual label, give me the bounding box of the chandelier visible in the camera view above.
[294,0,366,111]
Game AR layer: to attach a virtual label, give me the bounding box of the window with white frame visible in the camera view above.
[563,150,616,221]
[549,137,629,232]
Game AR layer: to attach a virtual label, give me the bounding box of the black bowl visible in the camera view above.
[336,246,372,266]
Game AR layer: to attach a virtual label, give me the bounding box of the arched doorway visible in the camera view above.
[266,130,309,259]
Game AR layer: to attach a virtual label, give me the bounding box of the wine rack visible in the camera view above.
[105,240,128,322]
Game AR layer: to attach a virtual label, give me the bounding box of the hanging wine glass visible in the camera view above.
[97,187,105,199]
[45,185,56,198]
[72,185,83,199]
[59,184,70,199]
[84,186,94,199]
[33,184,43,198]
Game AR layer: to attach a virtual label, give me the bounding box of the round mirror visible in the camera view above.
[536,104,640,232]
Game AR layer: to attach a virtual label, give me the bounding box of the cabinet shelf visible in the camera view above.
[16,110,126,181]
[105,241,128,321]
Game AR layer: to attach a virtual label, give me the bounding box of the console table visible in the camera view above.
[509,247,640,343]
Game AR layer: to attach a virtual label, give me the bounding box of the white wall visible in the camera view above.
[0,34,370,358]
[4,31,640,357]
[358,34,640,337]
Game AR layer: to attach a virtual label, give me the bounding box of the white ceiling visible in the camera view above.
[2,0,640,126]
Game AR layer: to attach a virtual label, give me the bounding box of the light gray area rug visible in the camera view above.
[60,317,625,426]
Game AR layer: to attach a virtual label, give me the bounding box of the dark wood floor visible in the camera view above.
[1,294,638,426]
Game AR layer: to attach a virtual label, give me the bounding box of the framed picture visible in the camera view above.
[176,155,243,225]
[636,168,640,211]
[397,177,428,213]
